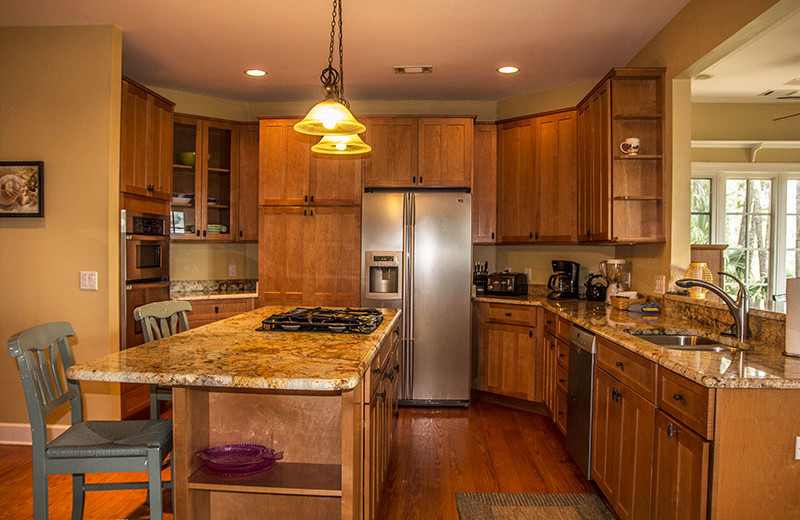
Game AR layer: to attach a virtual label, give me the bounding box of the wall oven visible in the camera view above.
[124,211,170,283]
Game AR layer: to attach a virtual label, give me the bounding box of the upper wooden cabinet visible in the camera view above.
[363,117,473,188]
[237,123,259,241]
[258,118,362,206]
[497,110,577,244]
[577,68,665,243]
[120,77,174,201]
[170,115,239,241]
[472,123,497,244]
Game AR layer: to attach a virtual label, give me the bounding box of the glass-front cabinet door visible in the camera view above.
[171,116,237,241]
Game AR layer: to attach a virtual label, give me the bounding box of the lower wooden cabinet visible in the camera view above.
[486,322,535,400]
[652,410,709,520]
[543,331,558,415]
[592,367,655,520]
[186,297,256,328]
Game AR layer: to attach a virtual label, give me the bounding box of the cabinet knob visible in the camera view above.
[419,175,423,184]
[535,231,539,240]
[304,195,308,202]
[667,423,680,439]
[310,195,314,202]
[529,330,533,338]
[529,231,533,239]
[412,176,417,184]
[491,232,495,239]
[214,306,219,313]
[672,393,685,402]
[310,209,314,216]
[505,312,512,317]
[615,361,624,370]
[304,209,307,216]
[203,230,207,237]
[377,390,386,401]
[559,353,566,359]
[558,378,565,384]
[239,230,243,237]
[386,371,395,382]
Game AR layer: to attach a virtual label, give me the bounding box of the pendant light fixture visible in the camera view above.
[294,0,368,152]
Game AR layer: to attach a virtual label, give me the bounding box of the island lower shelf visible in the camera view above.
[172,384,363,520]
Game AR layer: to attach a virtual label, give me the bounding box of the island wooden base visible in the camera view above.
[172,383,364,520]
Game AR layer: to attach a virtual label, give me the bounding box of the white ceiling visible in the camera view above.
[692,6,800,103]
[2,0,692,102]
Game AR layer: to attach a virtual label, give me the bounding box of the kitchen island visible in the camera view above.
[67,306,402,520]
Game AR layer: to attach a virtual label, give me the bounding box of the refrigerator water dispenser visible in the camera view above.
[366,251,401,299]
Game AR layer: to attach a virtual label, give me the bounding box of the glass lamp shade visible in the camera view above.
[294,100,366,136]
[685,262,714,299]
[312,134,372,155]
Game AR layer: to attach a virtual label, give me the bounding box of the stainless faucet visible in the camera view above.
[676,272,749,341]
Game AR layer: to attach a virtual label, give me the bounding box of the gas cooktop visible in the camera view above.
[258,307,383,334]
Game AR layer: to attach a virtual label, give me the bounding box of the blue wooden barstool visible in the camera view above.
[133,300,192,419]
[7,322,172,520]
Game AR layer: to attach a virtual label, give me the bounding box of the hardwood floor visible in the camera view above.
[0,401,592,519]
[377,400,595,519]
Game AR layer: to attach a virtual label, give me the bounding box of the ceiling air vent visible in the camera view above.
[394,66,433,74]
[760,89,798,97]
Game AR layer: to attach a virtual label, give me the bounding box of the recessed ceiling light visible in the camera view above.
[244,69,267,77]
[497,66,519,74]
[694,73,713,80]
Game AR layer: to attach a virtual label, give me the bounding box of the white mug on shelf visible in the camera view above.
[620,137,640,156]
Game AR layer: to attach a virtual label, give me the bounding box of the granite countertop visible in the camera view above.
[474,295,800,390]
[67,307,401,392]
[172,292,258,301]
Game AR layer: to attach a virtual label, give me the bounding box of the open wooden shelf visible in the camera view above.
[207,204,230,209]
[171,202,195,208]
[207,167,230,173]
[613,114,663,120]
[188,462,342,497]
[173,164,194,170]
[613,154,662,160]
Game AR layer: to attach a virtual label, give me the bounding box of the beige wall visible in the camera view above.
[0,26,122,427]
[495,80,598,121]
[150,85,498,122]
[171,243,258,280]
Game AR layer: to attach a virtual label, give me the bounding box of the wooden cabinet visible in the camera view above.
[363,117,473,188]
[472,123,497,243]
[652,410,709,520]
[542,309,571,424]
[497,110,577,244]
[542,331,558,415]
[258,206,360,307]
[237,123,259,241]
[171,115,239,241]
[120,77,174,201]
[577,68,665,243]
[184,297,256,328]
[592,366,656,520]
[259,118,362,206]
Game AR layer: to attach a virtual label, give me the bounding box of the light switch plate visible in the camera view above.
[795,436,800,460]
[79,271,98,291]
[654,275,666,295]
[228,264,237,277]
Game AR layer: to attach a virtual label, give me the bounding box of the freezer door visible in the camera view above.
[411,192,472,402]
[361,192,405,309]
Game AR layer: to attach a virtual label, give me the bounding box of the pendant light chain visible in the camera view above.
[338,0,347,106]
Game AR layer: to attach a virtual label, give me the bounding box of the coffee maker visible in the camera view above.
[547,260,580,299]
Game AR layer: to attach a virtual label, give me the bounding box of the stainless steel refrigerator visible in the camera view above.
[361,190,472,405]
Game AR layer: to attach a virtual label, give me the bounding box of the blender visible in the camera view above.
[600,259,629,304]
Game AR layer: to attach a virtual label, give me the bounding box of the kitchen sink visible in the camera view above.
[629,333,739,352]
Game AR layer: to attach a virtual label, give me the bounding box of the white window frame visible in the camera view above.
[692,163,800,299]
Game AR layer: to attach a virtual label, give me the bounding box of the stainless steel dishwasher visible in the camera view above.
[565,324,596,480]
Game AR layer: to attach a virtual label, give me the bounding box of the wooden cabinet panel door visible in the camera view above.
[615,382,655,520]
[237,123,259,241]
[486,323,535,400]
[542,332,557,414]
[472,123,497,243]
[652,411,710,520]
[201,119,238,242]
[363,118,418,187]
[259,119,312,205]
[258,207,307,306]
[418,118,473,187]
[311,154,363,206]
[497,119,535,243]
[147,96,174,201]
[536,111,577,243]
[577,83,611,241]
[120,80,150,197]
[307,206,361,307]
[592,367,621,505]
[577,104,592,241]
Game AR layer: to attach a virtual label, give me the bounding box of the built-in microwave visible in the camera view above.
[123,211,169,283]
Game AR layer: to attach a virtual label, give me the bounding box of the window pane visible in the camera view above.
[787,217,798,247]
[788,180,800,214]
[747,215,770,250]
[747,179,772,214]
[787,252,797,279]
[723,248,747,281]
[691,214,711,244]
[747,249,770,285]
[726,179,746,213]
[691,179,711,212]
[725,215,744,247]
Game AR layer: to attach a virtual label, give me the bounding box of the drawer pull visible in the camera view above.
[557,411,564,416]
[546,319,553,325]
[558,379,565,384]
[373,368,382,375]
[505,312,512,317]
[672,393,685,402]
[394,364,400,373]
[559,353,566,358]
[667,423,680,439]
[376,390,386,401]
[386,371,395,382]
[529,330,533,338]
[615,361,624,370]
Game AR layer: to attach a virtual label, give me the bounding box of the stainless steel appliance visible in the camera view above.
[361,190,471,405]
[548,260,580,299]
[258,308,384,334]
[121,211,170,351]
[566,325,596,480]
[485,272,528,296]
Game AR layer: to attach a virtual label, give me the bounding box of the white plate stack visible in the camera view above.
[786,278,800,357]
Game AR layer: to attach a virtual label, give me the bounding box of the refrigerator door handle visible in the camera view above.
[402,193,412,399]
[407,192,416,399]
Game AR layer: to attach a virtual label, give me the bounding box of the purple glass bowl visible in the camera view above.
[195,444,284,469]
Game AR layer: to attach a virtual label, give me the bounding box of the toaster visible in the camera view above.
[485,272,528,296]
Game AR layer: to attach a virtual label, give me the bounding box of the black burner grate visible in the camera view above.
[258,307,383,334]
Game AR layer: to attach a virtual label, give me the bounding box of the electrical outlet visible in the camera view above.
[795,437,800,460]
[79,271,98,291]
[654,275,666,295]
[228,264,237,277]
[524,267,532,280]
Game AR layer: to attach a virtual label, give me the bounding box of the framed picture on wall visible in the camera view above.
[0,161,44,218]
